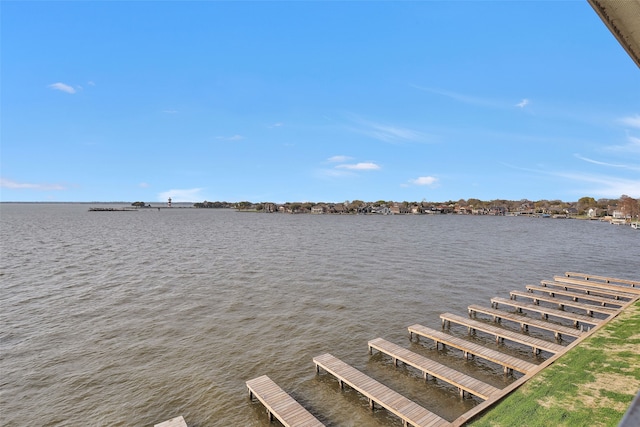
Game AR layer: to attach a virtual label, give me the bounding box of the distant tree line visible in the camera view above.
[183,195,639,218]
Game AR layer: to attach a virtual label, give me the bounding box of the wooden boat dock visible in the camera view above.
[154,416,187,427]
[368,337,500,399]
[540,279,637,300]
[246,375,324,427]
[564,272,640,287]
[552,276,640,295]
[508,290,618,316]
[408,324,538,375]
[440,312,566,355]
[233,272,640,427]
[313,353,449,427]
[490,296,602,328]
[467,304,585,340]
[525,284,625,307]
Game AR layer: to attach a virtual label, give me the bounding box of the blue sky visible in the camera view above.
[2,1,639,203]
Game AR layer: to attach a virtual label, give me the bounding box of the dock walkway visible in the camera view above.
[467,304,585,340]
[540,280,637,300]
[440,313,566,355]
[564,272,640,287]
[408,324,537,375]
[313,353,449,427]
[525,285,625,307]
[368,337,500,399]
[490,297,603,328]
[508,290,618,316]
[553,276,640,295]
[246,375,324,427]
[541,279,637,300]
[154,416,187,427]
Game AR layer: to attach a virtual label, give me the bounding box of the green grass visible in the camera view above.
[470,300,640,427]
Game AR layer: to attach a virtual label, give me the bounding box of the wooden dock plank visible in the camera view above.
[564,272,640,287]
[509,290,618,316]
[553,276,640,295]
[368,337,500,400]
[247,375,324,427]
[440,313,566,355]
[525,285,625,307]
[313,353,449,427]
[408,324,537,375]
[491,297,603,328]
[541,280,636,300]
[155,416,187,427]
[467,304,585,339]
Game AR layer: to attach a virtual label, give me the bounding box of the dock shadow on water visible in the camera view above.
[1,204,638,426]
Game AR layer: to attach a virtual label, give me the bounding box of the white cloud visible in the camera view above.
[0,178,66,191]
[158,188,205,202]
[516,99,530,108]
[216,135,244,141]
[411,85,502,108]
[605,135,640,154]
[574,154,640,171]
[139,182,150,188]
[619,114,640,129]
[553,172,640,198]
[336,162,381,171]
[269,122,284,128]
[328,155,352,163]
[347,116,424,143]
[162,110,178,114]
[409,176,439,186]
[48,82,76,94]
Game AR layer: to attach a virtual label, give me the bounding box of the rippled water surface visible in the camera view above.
[1,203,638,426]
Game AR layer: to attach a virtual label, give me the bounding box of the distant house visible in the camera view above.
[330,204,346,214]
[390,203,410,214]
[263,202,277,213]
[311,205,325,214]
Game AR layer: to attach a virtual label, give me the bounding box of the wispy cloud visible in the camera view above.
[336,162,381,171]
[0,178,66,191]
[619,114,640,129]
[139,182,150,188]
[347,115,424,143]
[158,188,205,202]
[327,155,352,163]
[516,99,530,108]
[409,176,439,186]
[162,109,178,114]
[48,82,76,94]
[411,85,502,108]
[604,134,640,154]
[269,122,284,128]
[216,135,244,141]
[574,154,640,171]
[552,172,640,198]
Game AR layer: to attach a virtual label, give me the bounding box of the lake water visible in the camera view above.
[1,203,638,426]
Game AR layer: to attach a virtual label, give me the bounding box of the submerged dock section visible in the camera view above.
[236,272,639,426]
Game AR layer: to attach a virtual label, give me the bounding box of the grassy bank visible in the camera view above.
[471,299,640,427]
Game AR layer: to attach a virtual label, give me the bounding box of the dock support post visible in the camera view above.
[369,398,374,410]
